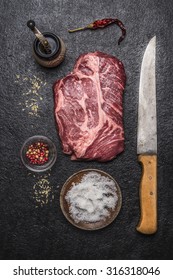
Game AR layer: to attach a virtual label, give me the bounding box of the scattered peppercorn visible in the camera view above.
[26,142,49,165]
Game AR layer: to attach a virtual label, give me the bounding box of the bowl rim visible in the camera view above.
[20,135,57,172]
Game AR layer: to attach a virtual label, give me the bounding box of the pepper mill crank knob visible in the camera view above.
[27,20,35,31]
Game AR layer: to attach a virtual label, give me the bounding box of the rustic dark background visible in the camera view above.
[0,0,173,260]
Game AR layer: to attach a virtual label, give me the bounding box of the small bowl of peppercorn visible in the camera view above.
[20,135,57,172]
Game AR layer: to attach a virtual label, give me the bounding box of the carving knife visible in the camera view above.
[136,36,157,234]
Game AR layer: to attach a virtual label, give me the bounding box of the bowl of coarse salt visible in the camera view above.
[60,169,122,230]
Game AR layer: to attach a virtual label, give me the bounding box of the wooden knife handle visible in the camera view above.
[136,154,157,234]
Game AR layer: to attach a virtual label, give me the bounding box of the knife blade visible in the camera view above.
[136,36,157,234]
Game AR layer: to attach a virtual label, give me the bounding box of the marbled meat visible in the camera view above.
[53,51,126,161]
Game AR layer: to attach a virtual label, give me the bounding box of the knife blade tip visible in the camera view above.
[150,35,156,45]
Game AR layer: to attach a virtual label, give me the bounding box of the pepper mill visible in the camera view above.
[27,20,66,68]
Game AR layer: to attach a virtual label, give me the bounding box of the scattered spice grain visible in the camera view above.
[15,74,47,116]
[33,175,53,207]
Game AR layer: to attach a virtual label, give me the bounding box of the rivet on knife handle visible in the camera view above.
[136,154,157,234]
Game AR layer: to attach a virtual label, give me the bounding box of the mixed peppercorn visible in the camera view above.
[26,142,49,165]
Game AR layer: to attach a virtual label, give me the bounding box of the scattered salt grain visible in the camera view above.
[65,171,118,223]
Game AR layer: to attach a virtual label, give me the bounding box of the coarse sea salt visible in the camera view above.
[65,171,118,223]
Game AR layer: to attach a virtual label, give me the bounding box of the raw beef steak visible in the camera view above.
[53,51,126,161]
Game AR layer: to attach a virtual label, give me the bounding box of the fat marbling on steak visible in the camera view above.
[53,51,126,161]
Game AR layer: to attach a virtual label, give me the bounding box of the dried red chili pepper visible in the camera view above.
[68,18,126,45]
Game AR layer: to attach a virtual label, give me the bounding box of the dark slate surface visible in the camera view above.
[0,0,173,260]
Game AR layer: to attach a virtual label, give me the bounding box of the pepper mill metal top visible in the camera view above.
[27,20,66,68]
